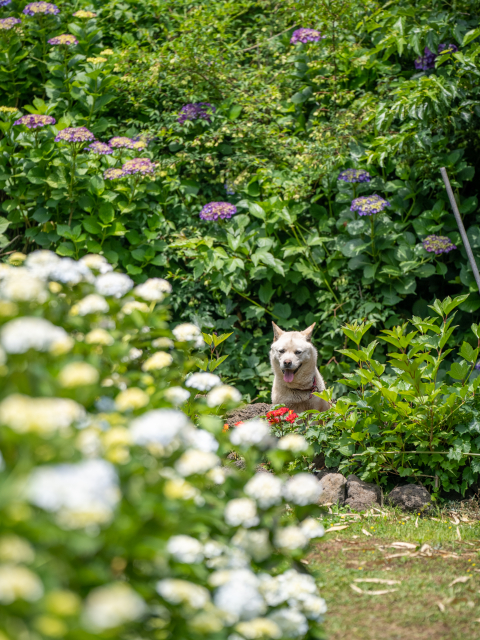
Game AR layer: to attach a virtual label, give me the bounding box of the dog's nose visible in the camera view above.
[283,360,292,368]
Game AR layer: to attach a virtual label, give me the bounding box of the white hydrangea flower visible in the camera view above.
[213,569,266,622]
[301,594,327,620]
[85,328,114,345]
[115,388,149,411]
[232,528,272,563]
[0,394,85,434]
[206,385,242,407]
[244,473,283,509]
[121,301,150,315]
[181,426,219,452]
[79,254,113,274]
[122,347,142,363]
[175,449,219,476]
[268,608,308,638]
[277,434,309,452]
[224,498,259,528]
[71,294,109,316]
[173,322,203,344]
[0,565,44,604]
[164,386,190,405]
[142,351,173,371]
[1,268,46,302]
[0,535,35,564]
[28,459,120,529]
[300,518,325,540]
[83,583,146,630]
[235,618,281,639]
[1,317,73,354]
[207,467,226,485]
[152,336,174,349]
[230,419,271,448]
[156,579,210,609]
[167,535,204,563]
[95,272,133,298]
[283,473,322,506]
[273,526,308,551]
[259,569,317,607]
[25,250,61,279]
[129,409,189,447]
[185,372,221,391]
[49,258,94,285]
[134,277,172,301]
[58,362,99,387]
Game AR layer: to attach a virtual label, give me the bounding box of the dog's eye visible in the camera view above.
[295,350,302,355]
[278,349,285,354]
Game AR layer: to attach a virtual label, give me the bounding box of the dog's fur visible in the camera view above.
[269,322,330,414]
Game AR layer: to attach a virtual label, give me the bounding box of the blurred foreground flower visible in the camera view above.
[23,2,59,15]
[0,565,44,604]
[290,28,324,44]
[186,372,221,391]
[200,201,237,221]
[0,17,21,29]
[14,114,55,129]
[172,322,204,347]
[83,583,146,630]
[0,394,84,433]
[135,277,171,301]
[350,194,390,216]
[422,235,456,255]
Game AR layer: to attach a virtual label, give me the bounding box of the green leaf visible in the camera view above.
[448,361,470,380]
[259,282,274,304]
[459,341,478,363]
[98,203,115,224]
[89,175,104,196]
[463,28,480,46]
[212,332,233,348]
[209,354,229,372]
[228,105,242,120]
[248,202,265,219]
[0,217,10,235]
[201,333,213,346]
[272,303,291,319]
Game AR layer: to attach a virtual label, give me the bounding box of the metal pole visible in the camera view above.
[440,167,480,295]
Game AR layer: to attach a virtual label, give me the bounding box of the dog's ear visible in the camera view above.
[272,322,284,342]
[301,322,316,342]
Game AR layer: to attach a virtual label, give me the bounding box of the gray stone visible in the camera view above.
[317,473,347,506]
[344,474,383,511]
[226,403,272,427]
[387,484,431,512]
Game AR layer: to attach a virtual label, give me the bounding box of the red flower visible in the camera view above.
[234,421,244,427]
[266,407,297,425]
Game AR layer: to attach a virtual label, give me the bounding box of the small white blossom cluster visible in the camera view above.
[27,460,120,529]
[0,394,85,434]
[186,372,221,391]
[172,323,204,348]
[134,277,172,301]
[1,317,73,354]
[83,583,146,630]
[230,419,273,448]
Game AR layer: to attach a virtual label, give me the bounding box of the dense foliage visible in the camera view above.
[0,252,327,640]
[1,0,480,400]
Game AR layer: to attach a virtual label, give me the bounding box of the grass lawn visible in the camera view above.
[307,501,480,640]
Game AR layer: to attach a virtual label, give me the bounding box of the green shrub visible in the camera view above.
[303,295,480,496]
[0,252,327,640]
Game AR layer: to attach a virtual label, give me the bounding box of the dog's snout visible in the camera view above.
[283,360,292,368]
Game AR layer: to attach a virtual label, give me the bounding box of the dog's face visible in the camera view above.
[270,322,316,384]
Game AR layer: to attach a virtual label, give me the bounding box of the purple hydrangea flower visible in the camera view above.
[109,136,135,149]
[415,44,459,70]
[178,102,216,124]
[0,0,12,6]
[290,28,324,44]
[414,47,436,71]
[200,202,237,221]
[104,168,125,180]
[14,114,56,129]
[475,361,480,371]
[438,43,459,55]
[422,235,456,255]
[350,194,390,216]
[48,34,78,46]
[225,182,235,195]
[132,133,155,145]
[23,2,59,15]
[0,16,21,29]
[122,158,156,175]
[338,169,371,183]
[55,127,95,144]
[85,141,112,155]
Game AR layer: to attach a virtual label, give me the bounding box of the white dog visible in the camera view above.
[269,322,330,414]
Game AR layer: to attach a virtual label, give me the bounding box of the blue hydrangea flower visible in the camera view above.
[338,169,371,184]
[422,235,456,255]
[350,194,390,216]
[200,202,237,221]
[290,28,324,44]
[178,103,216,124]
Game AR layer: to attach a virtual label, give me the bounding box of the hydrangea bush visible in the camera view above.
[0,253,327,639]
